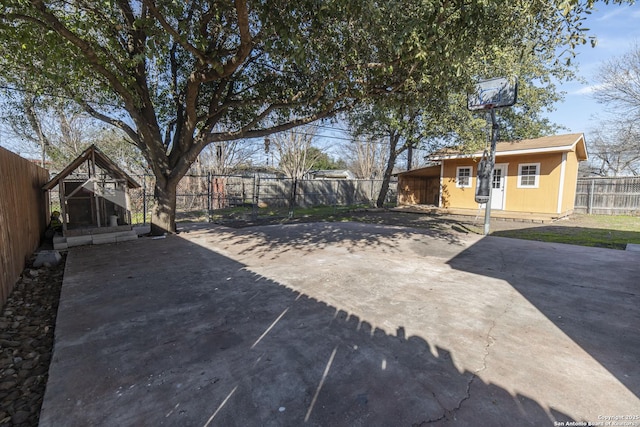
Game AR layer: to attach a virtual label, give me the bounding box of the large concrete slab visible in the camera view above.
[40,222,640,426]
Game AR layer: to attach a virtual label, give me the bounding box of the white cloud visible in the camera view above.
[596,7,627,21]
[572,84,607,96]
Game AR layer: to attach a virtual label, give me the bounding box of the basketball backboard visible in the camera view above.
[467,77,518,111]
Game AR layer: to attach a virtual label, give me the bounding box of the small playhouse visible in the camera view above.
[42,145,141,249]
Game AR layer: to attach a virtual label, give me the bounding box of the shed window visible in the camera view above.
[456,166,472,188]
[518,163,540,188]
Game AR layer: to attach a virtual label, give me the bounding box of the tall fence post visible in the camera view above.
[588,179,595,215]
[142,175,147,224]
[252,174,258,220]
[206,171,212,222]
[289,178,297,218]
[369,178,375,206]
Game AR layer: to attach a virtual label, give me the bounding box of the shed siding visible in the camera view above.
[561,149,580,214]
[398,176,439,205]
[442,152,569,214]
[441,159,478,209]
[502,152,562,213]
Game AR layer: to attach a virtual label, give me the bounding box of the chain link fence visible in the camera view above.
[128,174,397,224]
[50,173,640,225]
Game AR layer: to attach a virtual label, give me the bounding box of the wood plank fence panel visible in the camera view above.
[126,175,397,222]
[575,177,640,215]
[0,147,49,307]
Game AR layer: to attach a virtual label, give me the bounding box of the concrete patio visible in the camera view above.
[39,222,640,426]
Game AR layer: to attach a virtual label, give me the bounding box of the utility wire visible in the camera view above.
[0,84,122,108]
[0,84,427,148]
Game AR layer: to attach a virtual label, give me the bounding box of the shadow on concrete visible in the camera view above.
[447,236,640,400]
[217,210,477,236]
[491,225,640,250]
[179,221,470,263]
[41,230,573,426]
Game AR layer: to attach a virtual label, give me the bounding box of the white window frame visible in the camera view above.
[456,166,472,188]
[517,163,540,188]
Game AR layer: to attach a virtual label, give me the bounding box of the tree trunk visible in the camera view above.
[150,178,178,235]
[376,150,398,208]
[376,133,401,208]
[288,178,298,217]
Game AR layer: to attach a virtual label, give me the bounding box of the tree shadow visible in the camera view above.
[178,220,471,262]
[40,229,574,426]
[447,236,640,402]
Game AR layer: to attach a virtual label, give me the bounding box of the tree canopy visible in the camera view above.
[0,0,627,231]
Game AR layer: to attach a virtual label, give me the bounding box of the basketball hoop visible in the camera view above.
[467,77,517,235]
[467,77,517,111]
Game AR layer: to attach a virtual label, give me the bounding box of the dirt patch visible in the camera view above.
[212,208,551,234]
[209,209,640,249]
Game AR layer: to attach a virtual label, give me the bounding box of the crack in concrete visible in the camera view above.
[564,282,639,297]
[415,290,516,426]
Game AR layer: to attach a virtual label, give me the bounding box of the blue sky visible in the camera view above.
[548,1,640,136]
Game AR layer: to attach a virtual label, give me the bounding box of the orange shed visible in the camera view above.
[397,133,588,220]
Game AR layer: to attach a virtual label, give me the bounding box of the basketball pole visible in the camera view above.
[483,108,499,236]
[467,76,517,235]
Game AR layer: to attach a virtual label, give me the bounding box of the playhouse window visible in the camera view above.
[518,163,540,188]
[456,166,472,188]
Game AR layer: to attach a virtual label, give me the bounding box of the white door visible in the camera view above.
[491,164,507,210]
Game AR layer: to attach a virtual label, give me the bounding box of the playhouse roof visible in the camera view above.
[42,145,141,191]
[429,133,588,161]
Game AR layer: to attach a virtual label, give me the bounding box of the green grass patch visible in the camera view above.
[176,204,373,225]
[571,214,640,231]
[492,215,640,250]
[130,212,148,225]
[290,204,369,218]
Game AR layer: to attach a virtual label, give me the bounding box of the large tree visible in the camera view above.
[197,139,261,176]
[348,101,440,207]
[588,119,640,176]
[594,42,640,121]
[587,43,640,176]
[0,91,148,173]
[347,22,595,206]
[341,134,389,180]
[0,0,624,232]
[270,126,321,180]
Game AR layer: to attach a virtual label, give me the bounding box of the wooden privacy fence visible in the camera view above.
[575,177,640,215]
[126,174,397,223]
[0,147,49,307]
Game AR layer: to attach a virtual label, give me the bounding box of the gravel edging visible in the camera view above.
[0,254,65,426]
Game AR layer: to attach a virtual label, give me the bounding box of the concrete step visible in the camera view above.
[55,230,138,249]
[133,225,151,235]
[626,243,640,252]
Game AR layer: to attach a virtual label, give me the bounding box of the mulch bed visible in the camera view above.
[0,254,65,426]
